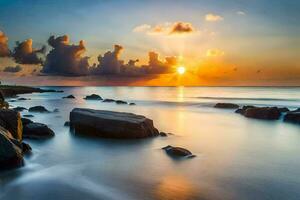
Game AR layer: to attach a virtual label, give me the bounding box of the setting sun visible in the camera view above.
[177,66,186,75]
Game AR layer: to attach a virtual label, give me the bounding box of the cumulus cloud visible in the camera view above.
[206,49,225,57]
[3,65,22,73]
[12,39,45,64]
[133,22,197,36]
[205,14,224,22]
[42,35,89,76]
[0,31,11,57]
[91,45,178,76]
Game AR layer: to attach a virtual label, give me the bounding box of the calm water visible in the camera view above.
[1,87,300,200]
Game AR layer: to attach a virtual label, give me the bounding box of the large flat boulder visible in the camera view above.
[23,122,55,139]
[0,126,24,170]
[243,107,281,120]
[0,109,22,140]
[284,112,300,124]
[70,108,159,138]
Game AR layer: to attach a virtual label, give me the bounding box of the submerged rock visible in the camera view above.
[102,98,115,103]
[243,107,281,120]
[115,100,127,104]
[21,118,33,126]
[84,94,102,100]
[12,106,27,112]
[28,106,50,113]
[23,122,55,139]
[159,132,168,137]
[214,103,239,109]
[17,97,30,101]
[23,114,34,118]
[162,145,195,158]
[0,127,24,170]
[284,112,300,124]
[63,95,75,99]
[0,109,22,140]
[70,108,159,138]
[129,103,136,106]
[64,121,70,126]
[53,108,59,113]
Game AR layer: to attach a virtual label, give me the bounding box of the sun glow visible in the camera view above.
[177,66,186,75]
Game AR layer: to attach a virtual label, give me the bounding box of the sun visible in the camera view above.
[177,66,186,75]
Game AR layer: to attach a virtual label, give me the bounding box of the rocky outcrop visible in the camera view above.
[28,106,50,113]
[70,108,159,138]
[115,100,127,104]
[243,107,281,120]
[63,95,75,99]
[0,109,23,140]
[235,106,255,114]
[0,85,63,98]
[23,123,55,139]
[162,145,195,158]
[278,107,290,113]
[0,129,24,170]
[214,103,239,109]
[284,112,300,124]
[102,99,115,103]
[13,106,27,112]
[84,94,102,100]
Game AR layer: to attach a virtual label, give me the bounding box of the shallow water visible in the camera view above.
[1,86,300,200]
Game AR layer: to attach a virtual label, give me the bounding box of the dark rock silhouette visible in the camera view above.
[243,107,281,120]
[214,103,239,109]
[70,108,159,138]
[103,99,115,102]
[28,106,50,113]
[284,112,300,124]
[159,132,168,137]
[162,145,195,158]
[23,114,34,118]
[115,100,127,104]
[278,107,290,112]
[64,121,70,126]
[63,95,75,99]
[23,123,55,139]
[0,109,22,140]
[21,118,33,126]
[84,94,102,100]
[235,106,256,114]
[13,106,27,112]
[129,103,136,106]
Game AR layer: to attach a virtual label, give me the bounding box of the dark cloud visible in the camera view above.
[3,65,22,73]
[42,35,89,76]
[0,31,10,57]
[12,39,45,64]
[169,22,194,34]
[91,45,178,76]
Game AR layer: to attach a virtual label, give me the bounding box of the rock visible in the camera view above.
[28,106,50,113]
[13,106,27,112]
[0,109,22,140]
[84,94,102,100]
[162,145,195,158]
[214,103,239,109]
[70,108,159,138]
[21,118,33,126]
[23,114,34,118]
[278,107,290,113]
[235,105,256,114]
[115,100,127,104]
[64,121,70,127]
[243,107,281,120]
[63,95,75,99]
[53,108,59,113]
[159,132,168,137]
[284,112,300,124]
[103,98,115,103]
[291,108,300,112]
[129,103,136,106]
[23,122,55,139]
[21,142,32,154]
[0,127,24,170]
[17,97,30,101]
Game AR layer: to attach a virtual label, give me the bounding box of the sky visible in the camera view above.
[0,0,299,86]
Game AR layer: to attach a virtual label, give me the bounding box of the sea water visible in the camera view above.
[1,86,300,200]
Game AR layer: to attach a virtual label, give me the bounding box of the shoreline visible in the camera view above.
[0,85,63,98]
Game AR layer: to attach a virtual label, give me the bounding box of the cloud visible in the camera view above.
[90,45,178,76]
[237,11,246,15]
[206,49,225,57]
[42,35,89,76]
[133,22,197,36]
[12,39,45,64]
[0,31,11,57]
[205,14,224,22]
[3,65,22,73]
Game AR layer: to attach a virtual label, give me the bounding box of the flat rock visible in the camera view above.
[159,132,168,137]
[0,109,22,140]
[84,94,102,100]
[23,114,34,118]
[214,103,239,109]
[243,107,281,120]
[0,127,24,170]
[70,108,159,138]
[162,145,195,158]
[63,95,75,99]
[115,100,127,104]
[29,106,50,113]
[12,106,27,112]
[103,99,115,103]
[129,103,136,106]
[284,112,300,124]
[23,122,55,139]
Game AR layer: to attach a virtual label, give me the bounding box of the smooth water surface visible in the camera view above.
[1,87,300,200]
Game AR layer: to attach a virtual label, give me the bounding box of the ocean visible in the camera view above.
[1,86,300,200]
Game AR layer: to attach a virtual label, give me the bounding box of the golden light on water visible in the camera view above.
[177,66,186,75]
